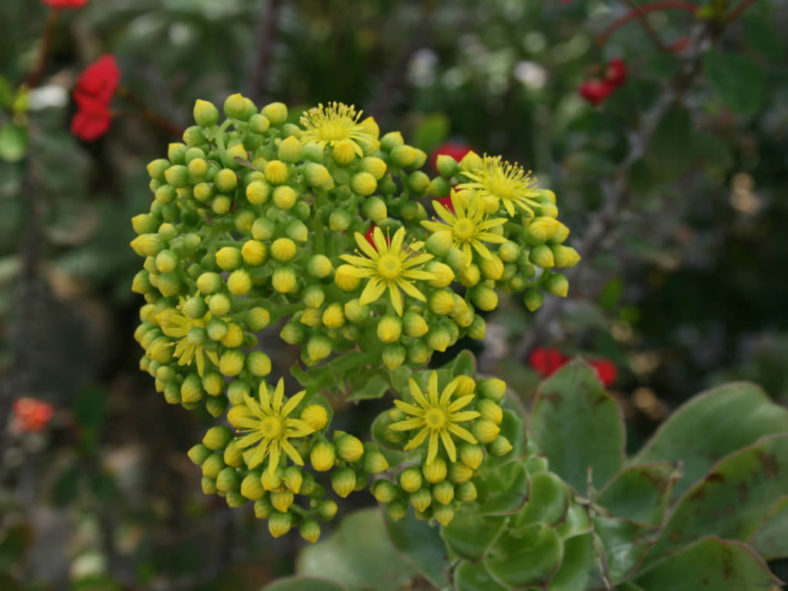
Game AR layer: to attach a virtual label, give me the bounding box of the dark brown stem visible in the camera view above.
[727,0,756,22]
[248,0,282,105]
[511,22,713,363]
[622,0,672,52]
[25,8,60,89]
[595,1,698,48]
[116,86,184,137]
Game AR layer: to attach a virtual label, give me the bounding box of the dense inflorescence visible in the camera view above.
[130,95,579,542]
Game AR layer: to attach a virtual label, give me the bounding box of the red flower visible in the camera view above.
[579,79,614,105]
[429,142,473,174]
[42,0,88,8]
[71,55,119,141]
[589,359,618,387]
[12,397,55,433]
[529,348,568,377]
[605,58,627,88]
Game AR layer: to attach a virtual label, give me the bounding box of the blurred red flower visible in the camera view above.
[42,0,88,8]
[12,397,55,433]
[71,55,119,141]
[436,194,455,213]
[579,79,614,105]
[429,142,473,174]
[529,348,568,377]
[605,58,627,88]
[590,359,618,387]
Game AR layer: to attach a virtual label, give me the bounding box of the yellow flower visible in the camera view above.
[389,372,480,464]
[339,227,435,316]
[299,102,378,157]
[228,378,315,476]
[422,191,507,265]
[156,304,219,377]
[459,154,541,217]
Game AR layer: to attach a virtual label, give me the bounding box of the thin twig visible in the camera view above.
[116,86,184,137]
[248,0,282,105]
[25,8,60,89]
[512,22,713,362]
[622,0,672,53]
[727,0,756,23]
[595,1,698,47]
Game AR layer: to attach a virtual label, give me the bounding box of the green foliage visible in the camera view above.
[298,361,788,590]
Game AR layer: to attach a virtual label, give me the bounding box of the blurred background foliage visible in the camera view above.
[0,0,786,589]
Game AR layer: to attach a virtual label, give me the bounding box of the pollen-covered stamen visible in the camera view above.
[453,219,476,241]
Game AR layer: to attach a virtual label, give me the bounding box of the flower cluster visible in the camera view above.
[131,95,578,538]
[579,58,628,106]
[71,55,119,141]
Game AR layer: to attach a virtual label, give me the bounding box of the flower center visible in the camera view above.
[260,416,283,439]
[377,254,402,280]
[488,175,515,200]
[453,218,476,241]
[424,408,447,430]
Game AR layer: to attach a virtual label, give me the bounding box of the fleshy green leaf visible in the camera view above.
[454,560,507,591]
[747,496,788,560]
[263,577,347,591]
[476,460,529,515]
[593,516,660,583]
[643,434,788,565]
[346,371,389,402]
[440,509,506,561]
[704,50,765,116]
[548,533,595,591]
[598,462,681,526]
[634,382,788,501]
[511,471,568,527]
[451,350,477,378]
[0,122,28,162]
[384,509,450,588]
[483,522,563,588]
[635,537,780,591]
[529,360,625,492]
[297,508,418,591]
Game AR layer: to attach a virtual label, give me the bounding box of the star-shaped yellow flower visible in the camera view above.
[156,303,219,377]
[299,102,379,157]
[389,372,480,464]
[339,227,435,316]
[458,154,541,217]
[422,190,507,265]
[228,379,315,475]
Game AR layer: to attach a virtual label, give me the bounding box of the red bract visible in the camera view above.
[529,348,568,377]
[42,0,88,7]
[71,55,119,141]
[12,397,55,433]
[71,98,112,141]
[590,359,618,387]
[579,79,613,105]
[429,142,473,173]
[605,58,627,88]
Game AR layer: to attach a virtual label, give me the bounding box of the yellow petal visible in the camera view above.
[359,278,386,306]
[440,429,457,462]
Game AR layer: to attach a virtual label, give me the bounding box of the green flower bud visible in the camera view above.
[260,469,282,492]
[544,273,569,297]
[410,488,432,512]
[273,185,297,210]
[201,453,225,478]
[377,316,402,343]
[203,425,233,450]
[223,93,247,119]
[407,170,430,195]
[335,433,364,462]
[552,222,570,244]
[193,99,219,127]
[147,158,170,181]
[130,233,164,258]
[261,102,288,126]
[280,323,305,345]
[432,481,455,505]
[525,217,560,244]
[268,511,292,538]
[524,288,544,312]
[489,435,514,457]
[387,500,408,522]
[179,374,202,404]
[225,491,246,508]
[219,349,245,377]
[311,439,336,472]
[201,476,217,495]
[362,196,387,221]
[399,467,423,493]
[302,162,330,188]
[477,399,503,425]
[272,267,298,294]
[552,245,580,268]
[271,237,297,262]
[249,113,270,134]
[253,496,273,519]
[360,156,387,179]
[223,440,243,466]
[459,151,483,171]
[433,504,454,526]
[216,467,240,492]
[282,466,304,494]
[270,490,295,512]
[306,335,331,362]
[470,285,498,312]
[208,293,232,316]
[300,519,321,543]
[382,344,406,370]
[456,481,478,502]
[530,244,555,268]
[380,131,404,151]
[316,499,338,521]
[390,145,420,168]
[427,328,451,353]
[407,341,430,364]
[227,381,250,406]
[449,462,474,483]
[371,480,398,503]
[264,160,289,184]
[252,217,276,241]
[472,419,501,444]
[459,443,485,470]
[278,136,302,162]
[423,458,448,484]
[246,179,271,205]
[131,270,152,294]
[436,154,459,177]
[303,254,331,279]
[187,443,211,466]
[430,289,456,315]
[331,467,357,498]
[363,446,390,474]
[247,351,272,377]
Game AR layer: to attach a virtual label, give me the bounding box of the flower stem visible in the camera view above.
[116,86,184,137]
[25,8,60,89]
[595,1,698,48]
